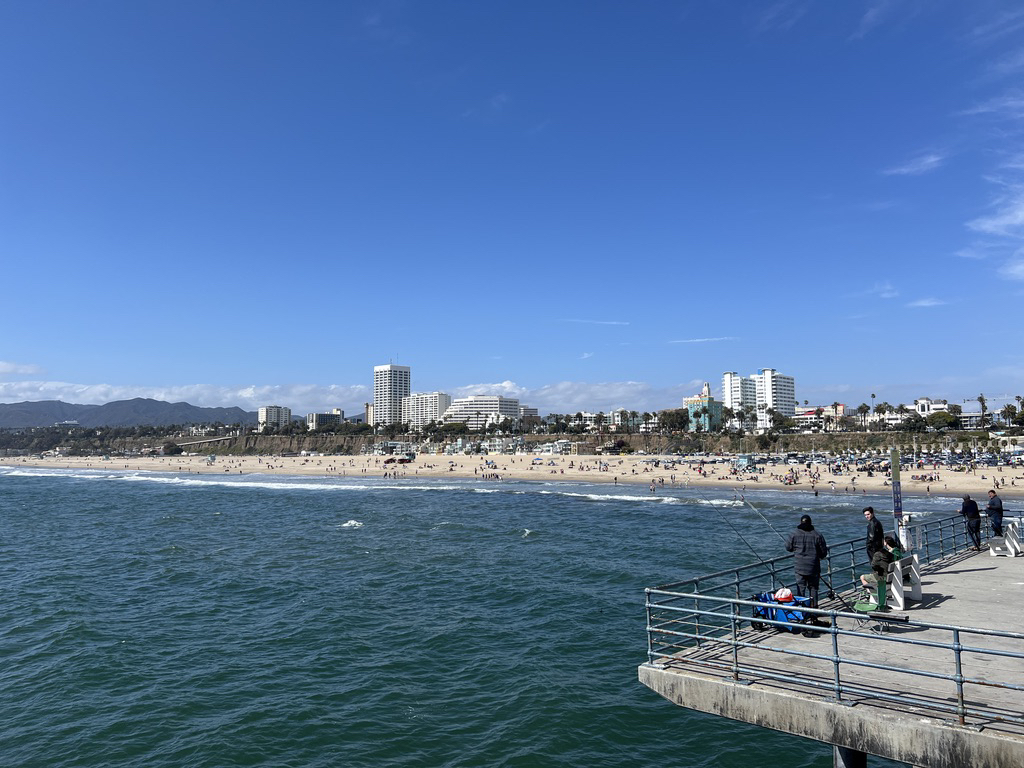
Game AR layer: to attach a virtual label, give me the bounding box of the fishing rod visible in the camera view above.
[730,486,855,611]
[684,482,791,590]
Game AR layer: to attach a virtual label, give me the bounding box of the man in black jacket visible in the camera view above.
[958,494,981,550]
[864,506,884,560]
[785,514,829,608]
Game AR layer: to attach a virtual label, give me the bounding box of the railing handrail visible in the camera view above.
[644,515,1023,730]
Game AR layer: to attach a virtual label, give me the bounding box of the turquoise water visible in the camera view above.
[0,468,936,767]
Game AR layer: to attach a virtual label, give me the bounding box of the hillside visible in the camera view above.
[0,398,257,428]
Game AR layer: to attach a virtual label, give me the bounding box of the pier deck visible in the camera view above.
[640,551,1024,767]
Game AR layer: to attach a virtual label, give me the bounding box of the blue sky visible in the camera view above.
[3,1,1024,417]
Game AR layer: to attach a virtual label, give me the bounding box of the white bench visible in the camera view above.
[888,552,921,610]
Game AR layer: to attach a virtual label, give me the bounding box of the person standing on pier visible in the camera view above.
[785,514,829,609]
[958,494,982,550]
[986,489,1004,538]
[864,506,883,561]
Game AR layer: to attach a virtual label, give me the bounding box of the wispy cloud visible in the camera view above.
[960,92,1024,120]
[559,318,630,326]
[866,281,899,299]
[987,47,1024,77]
[0,361,43,375]
[850,0,901,41]
[580,352,594,360]
[906,298,946,308]
[667,337,737,344]
[999,255,1024,281]
[966,8,1024,46]
[753,1,810,35]
[882,152,947,176]
[462,92,511,120]
[967,185,1024,238]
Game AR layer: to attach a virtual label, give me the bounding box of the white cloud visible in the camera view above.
[999,257,1024,280]
[967,8,1024,46]
[850,0,904,41]
[753,1,810,35]
[967,186,1024,238]
[960,92,1024,120]
[882,152,947,176]
[579,352,594,359]
[906,298,946,308]
[0,381,370,415]
[866,281,899,299]
[0,361,43,375]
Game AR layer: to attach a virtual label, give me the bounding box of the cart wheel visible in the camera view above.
[751,621,765,631]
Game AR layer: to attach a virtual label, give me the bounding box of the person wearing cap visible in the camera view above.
[785,514,829,609]
[864,506,883,561]
[957,494,982,550]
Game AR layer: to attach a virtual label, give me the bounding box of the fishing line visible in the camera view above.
[730,485,854,611]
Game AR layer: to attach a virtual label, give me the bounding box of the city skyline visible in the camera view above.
[4,4,1024,416]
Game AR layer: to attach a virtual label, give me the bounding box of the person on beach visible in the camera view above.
[785,514,828,609]
[860,535,901,597]
[958,494,982,550]
[986,490,1004,538]
[864,506,883,561]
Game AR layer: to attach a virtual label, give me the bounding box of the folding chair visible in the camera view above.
[853,562,894,633]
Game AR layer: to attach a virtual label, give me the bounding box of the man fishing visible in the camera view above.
[785,514,829,609]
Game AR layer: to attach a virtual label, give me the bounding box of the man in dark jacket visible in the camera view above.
[958,494,981,550]
[864,506,884,560]
[987,490,1004,538]
[785,514,829,608]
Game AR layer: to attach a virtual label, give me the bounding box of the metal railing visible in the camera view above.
[644,514,1024,729]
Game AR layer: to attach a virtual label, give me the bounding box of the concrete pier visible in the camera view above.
[640,550,1024,767]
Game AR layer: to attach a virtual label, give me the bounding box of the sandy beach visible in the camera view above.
[3,452,1022,504]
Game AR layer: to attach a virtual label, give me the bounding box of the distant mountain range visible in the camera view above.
[0,398,258,428]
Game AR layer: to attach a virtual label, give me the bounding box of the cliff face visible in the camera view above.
[176,434,376,456]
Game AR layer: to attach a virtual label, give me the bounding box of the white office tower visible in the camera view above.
[722,372,757,428]
[442,395,521,430]
[753,368,796,430]
[402,392,452,428]
[373,364,411,426]
[258,405,292,431]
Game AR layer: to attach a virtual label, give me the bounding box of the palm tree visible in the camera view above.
[978,394,988,427]
[629,411,639,435]
[856,403,870,430]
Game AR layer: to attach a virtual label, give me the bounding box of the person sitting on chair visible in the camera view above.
[860,535,901,598]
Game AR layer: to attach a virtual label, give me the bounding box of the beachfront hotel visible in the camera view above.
[442,395,521,431]
[402,392,453,429]
[722,368,796,431]
[682,382,723,431]
[373,364,411,427]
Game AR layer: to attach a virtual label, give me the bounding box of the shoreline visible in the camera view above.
[3,453,1022,503]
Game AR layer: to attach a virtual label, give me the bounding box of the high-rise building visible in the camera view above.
[402,392,452,428]
[373,364,411,427]
[721,369,796,431]
[754,368,796,430]
[722,372,757,429]
[258,405,292,432]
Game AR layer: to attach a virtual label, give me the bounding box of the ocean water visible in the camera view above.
[0,467,945,767]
